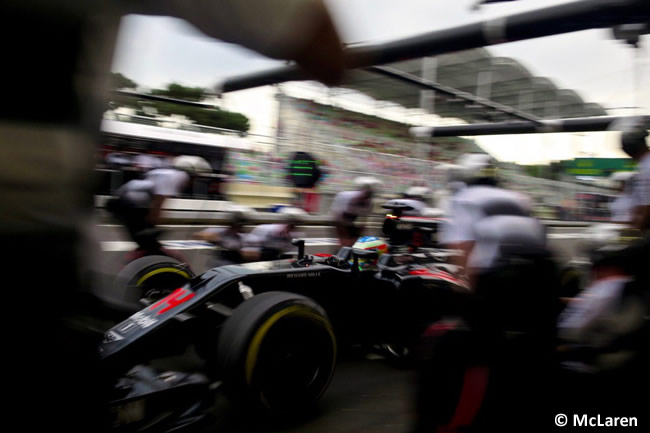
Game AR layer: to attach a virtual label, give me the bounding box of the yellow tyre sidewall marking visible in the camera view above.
[245,305,337,390]
[136,267,191,287]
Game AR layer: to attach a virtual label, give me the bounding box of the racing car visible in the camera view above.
[106,199,447,317]
[103,237,469,431]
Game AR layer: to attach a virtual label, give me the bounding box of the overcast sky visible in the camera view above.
[111,0,650,164]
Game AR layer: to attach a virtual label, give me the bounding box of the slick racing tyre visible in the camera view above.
[217,292,337,415]
[112,255,194,313]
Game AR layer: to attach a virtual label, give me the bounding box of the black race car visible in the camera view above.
[103,239,469,431]
[106,199,447,317]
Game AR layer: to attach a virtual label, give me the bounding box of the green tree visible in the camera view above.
[108,80,250,133]
[150,101,249,132]
[524,164,554,179]
[110,72,137,89]
[152,83,205,101]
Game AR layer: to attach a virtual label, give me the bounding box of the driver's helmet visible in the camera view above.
[348,236,389,270]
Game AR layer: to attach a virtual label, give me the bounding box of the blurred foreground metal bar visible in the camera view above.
[219,0,650,93]
[112,90,218,109]
[410,115,650,137]
[367,65,543,123]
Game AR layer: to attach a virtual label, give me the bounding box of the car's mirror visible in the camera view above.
[335,246,352,261]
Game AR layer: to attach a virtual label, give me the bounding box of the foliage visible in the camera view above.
[151,102,250,132]
[110,72,137,89]
[152,83,205,101]
[108,75,250,132]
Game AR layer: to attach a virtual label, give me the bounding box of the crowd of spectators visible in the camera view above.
[97,96,620,220]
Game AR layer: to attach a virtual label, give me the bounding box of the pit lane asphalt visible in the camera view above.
[211,356,416,433]
[147,343,416,433]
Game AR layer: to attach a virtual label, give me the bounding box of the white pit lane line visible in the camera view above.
[547,233,586,240]
[101,238,341,252]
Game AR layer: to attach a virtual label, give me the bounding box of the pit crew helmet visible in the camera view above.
[457,153,498,185]
[278,206,306,226]
[354,176,383,192]
[405,186,430,200]
[172,155,212,176]
[611,116,649,159]
[610,171,635,183]
[227,210,248,228]
[610,171,636,190]
[348,236,389,270]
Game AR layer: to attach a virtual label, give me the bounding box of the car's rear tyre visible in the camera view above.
[112,255,194,313]
[217,291,337,415]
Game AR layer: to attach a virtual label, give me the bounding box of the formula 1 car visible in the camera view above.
[106,199,447,317]
[102,239,469,431]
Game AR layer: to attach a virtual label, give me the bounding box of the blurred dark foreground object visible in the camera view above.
[412,240,650,432]
[412,249,559,433]
[109,366,213,432]
[1,1,344,432]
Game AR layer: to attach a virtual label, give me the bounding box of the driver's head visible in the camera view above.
[348,236,388,270]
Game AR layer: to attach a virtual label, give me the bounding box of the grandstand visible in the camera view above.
[98,95,615,218]
[275,94,485,194]
[101,45,618,215]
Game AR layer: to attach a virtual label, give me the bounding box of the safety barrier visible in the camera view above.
[95,195,592,228]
